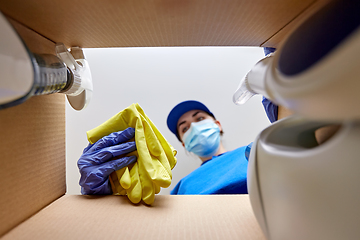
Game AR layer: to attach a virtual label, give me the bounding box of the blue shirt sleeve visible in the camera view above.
[170,181,181,194]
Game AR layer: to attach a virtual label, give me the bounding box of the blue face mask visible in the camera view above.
[183,119,221,158]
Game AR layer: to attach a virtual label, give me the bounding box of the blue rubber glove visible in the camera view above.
[263,47,276,56]
[78,127,137,195]
[262,97,278,123]
[261,48,279,123]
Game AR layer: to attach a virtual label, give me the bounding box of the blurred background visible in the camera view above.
[66,46,271,195]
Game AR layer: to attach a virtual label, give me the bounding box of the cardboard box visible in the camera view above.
[0,0,329,238]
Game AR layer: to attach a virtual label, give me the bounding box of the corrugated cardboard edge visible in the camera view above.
[1,0,316,48]
[2,195,266,240]
[0,18,66,237]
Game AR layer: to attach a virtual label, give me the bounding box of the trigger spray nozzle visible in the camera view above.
[0,10,93,111]
[233,74,257,105]
[233,53,275,105]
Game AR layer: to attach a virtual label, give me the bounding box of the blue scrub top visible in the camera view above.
[170,145,250,195]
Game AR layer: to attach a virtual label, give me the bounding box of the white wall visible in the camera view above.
[66,46,271,195]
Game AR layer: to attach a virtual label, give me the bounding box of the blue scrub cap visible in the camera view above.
[167,100,215,140]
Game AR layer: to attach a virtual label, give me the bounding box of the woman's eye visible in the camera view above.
[182,126,189,133]
[197,116,204,121]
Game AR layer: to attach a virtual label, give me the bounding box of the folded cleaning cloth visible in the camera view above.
[87,103,177,205]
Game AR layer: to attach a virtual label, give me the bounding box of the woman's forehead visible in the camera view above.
[177,110,207,125]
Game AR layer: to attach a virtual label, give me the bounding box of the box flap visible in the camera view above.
[263,0,331,47]
[2,195,265,240]
[0,0,327,48]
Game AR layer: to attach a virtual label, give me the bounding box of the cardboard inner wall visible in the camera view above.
[0,19,66,237]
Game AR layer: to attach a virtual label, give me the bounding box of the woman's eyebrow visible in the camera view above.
[192,111,200,117]
[178,111,201,128]
[178,120,186,128]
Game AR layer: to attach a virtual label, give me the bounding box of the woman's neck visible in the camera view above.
[199,143,227,162]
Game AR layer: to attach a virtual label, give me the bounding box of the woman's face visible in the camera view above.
[176,110,219,142]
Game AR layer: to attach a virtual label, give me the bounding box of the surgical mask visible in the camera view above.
[183,119,221,158]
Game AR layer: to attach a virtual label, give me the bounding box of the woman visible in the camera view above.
[166,100,252,195]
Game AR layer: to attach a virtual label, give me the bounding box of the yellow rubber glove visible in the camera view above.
[87,103,177,204]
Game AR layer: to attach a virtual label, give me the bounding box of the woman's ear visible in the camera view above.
[215,120,222,132]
